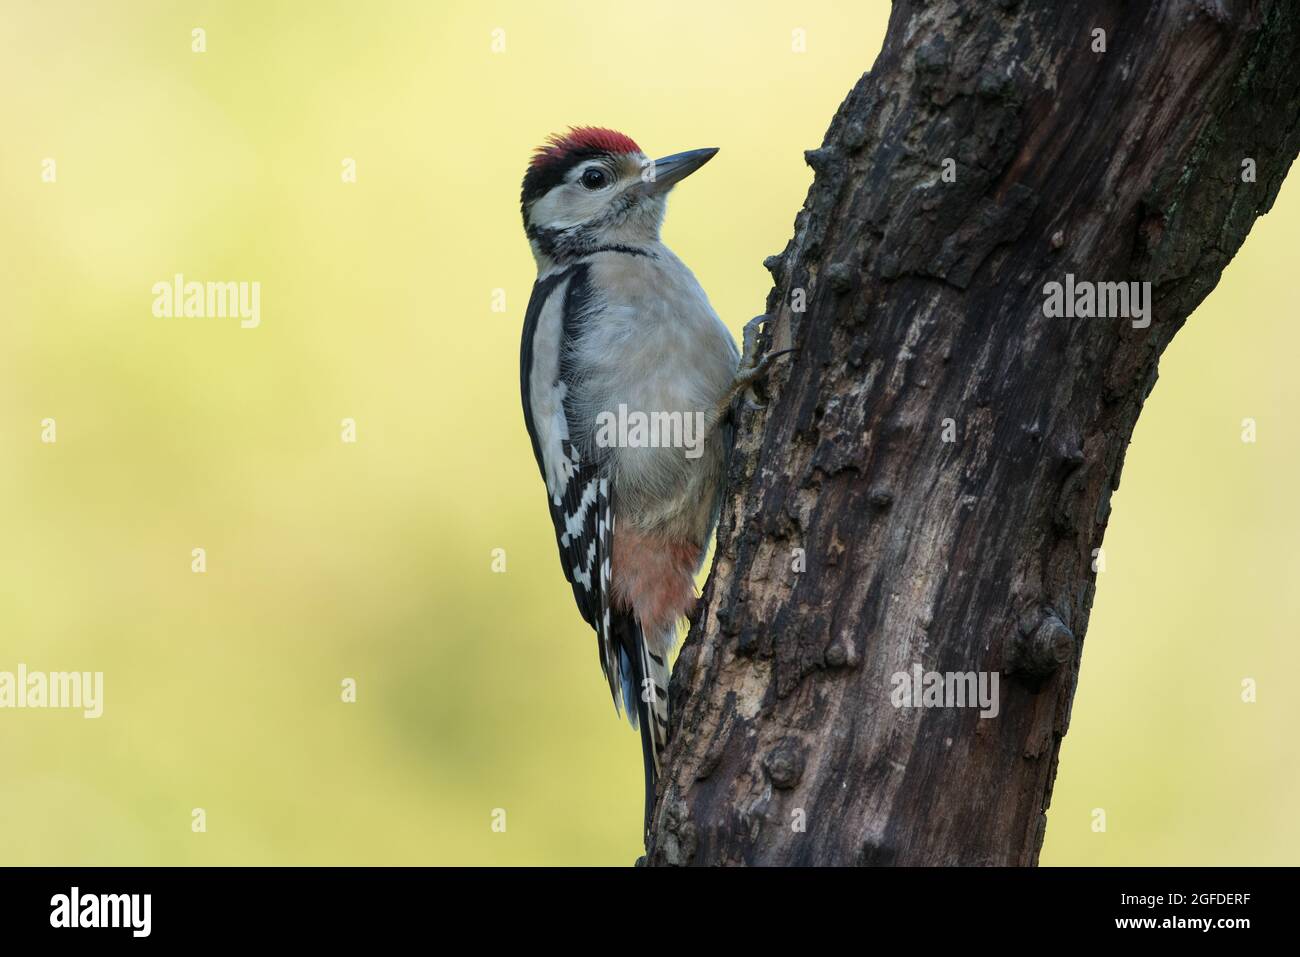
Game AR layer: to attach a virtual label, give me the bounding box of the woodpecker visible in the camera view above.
[518,127,778,837]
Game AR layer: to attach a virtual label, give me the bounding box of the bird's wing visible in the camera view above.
[520,266,621,711]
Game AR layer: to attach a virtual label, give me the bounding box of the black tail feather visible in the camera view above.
[637,691,656,841]
[613,610,659,844]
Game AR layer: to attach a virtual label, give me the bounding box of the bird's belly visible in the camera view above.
[570,254,739,543]
[597,356,733,544]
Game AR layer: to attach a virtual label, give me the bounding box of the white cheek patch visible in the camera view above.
[530,181,623,230]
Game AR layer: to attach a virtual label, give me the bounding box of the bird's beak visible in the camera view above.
[638,147,719,195]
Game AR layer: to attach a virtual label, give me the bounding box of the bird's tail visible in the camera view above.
[614,612,672,841]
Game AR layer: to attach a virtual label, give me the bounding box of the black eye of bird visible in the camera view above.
[580,167,608,189]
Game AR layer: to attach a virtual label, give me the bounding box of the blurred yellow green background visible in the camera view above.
[0,0,1296,866]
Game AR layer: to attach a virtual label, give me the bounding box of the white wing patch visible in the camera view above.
[526,278,576,505]
[521,268,621,712]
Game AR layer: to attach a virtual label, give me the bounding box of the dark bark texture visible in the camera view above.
[646,0,1300,865]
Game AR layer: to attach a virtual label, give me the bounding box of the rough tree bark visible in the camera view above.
[646,0,1300,865]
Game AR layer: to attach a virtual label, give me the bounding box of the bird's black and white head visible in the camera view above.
[520,127,717,269]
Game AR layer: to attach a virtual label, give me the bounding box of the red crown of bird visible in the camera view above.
[529,127,642,168]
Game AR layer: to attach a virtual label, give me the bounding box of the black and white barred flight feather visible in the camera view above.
[520,266,631,718]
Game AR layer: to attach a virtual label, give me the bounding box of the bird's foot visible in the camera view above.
[728,315,795,413]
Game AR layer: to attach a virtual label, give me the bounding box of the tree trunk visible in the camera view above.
[646,0,1300,866]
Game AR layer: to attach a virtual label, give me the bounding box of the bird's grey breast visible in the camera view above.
[564,247,738,535]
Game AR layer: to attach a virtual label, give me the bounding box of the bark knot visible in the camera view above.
[1012,611,1076,682]
[763,742,806,790]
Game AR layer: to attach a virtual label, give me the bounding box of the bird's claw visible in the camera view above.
[706,316,795,426]
[740,314,769,373]
[735,315,794,409]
